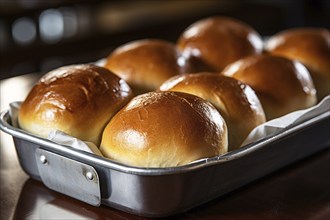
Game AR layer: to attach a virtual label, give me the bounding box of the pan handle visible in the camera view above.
[35,148,101,206]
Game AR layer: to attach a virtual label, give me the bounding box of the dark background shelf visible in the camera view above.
[0,0,329,80]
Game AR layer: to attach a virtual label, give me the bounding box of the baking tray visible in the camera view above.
[0,105,330,217]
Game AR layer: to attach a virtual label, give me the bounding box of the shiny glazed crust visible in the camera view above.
[18,64,133,145]
[265,28,330,101]
[104,39,183,95]
[100,91,228,167]
[221,54,317,120]
[177,16,263,73]
[159,73,266,150]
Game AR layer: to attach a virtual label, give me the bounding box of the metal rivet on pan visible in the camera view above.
[40,155,48,165]
[86,171,94,181]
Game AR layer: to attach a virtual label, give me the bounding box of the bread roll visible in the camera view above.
[18,64,133,145]
[100,91,228,167]
[221,54,317,120]
[104,39,184,95]
[265,28,330,101]
[159,73,266,150]
[177,16,263,73]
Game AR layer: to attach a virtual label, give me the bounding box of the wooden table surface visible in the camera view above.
[1,73,330,220]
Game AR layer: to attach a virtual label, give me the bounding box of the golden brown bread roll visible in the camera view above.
[18,64,133,145]
[159,73,266,150]
[100,91,228,167]
[177,16,263,73]
[104,39,184,95]
[265,27,330,101]
[221,54,317,120]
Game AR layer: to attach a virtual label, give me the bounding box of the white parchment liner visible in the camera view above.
[242,95,330,146]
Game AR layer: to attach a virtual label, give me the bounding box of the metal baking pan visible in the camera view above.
[0,105,329,217]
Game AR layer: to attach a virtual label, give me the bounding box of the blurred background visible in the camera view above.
[0,0,329,80]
